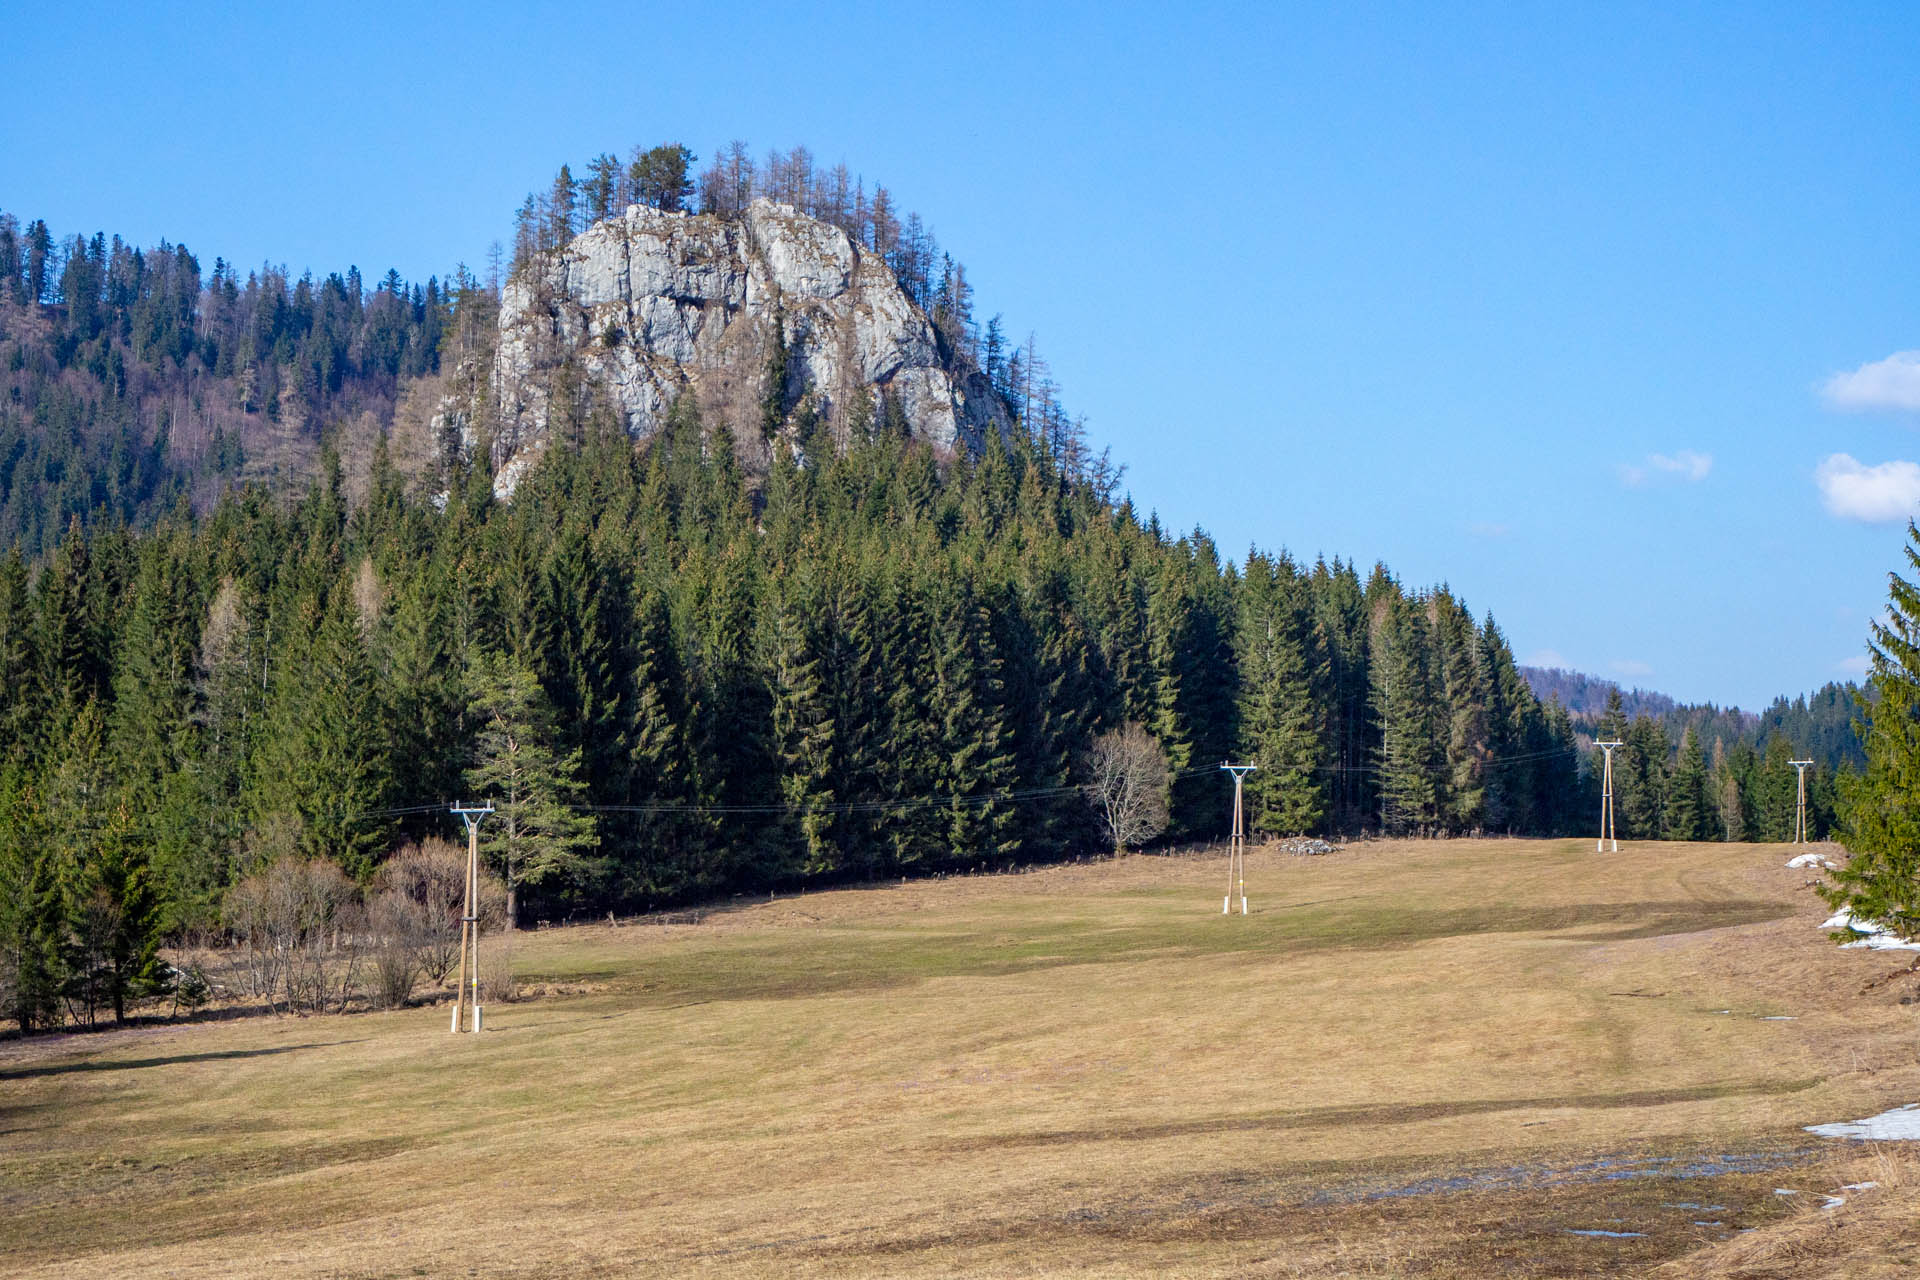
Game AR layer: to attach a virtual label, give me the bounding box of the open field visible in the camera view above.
[5,838,1920,1277]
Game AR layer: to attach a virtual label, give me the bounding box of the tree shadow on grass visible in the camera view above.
[0,1041,364,1082]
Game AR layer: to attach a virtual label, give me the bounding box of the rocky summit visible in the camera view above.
[480,198,1008,495]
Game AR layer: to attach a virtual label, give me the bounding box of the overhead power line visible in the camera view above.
[331,743,1585,828]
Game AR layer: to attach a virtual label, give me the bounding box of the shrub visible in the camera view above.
[222,858,362,1014]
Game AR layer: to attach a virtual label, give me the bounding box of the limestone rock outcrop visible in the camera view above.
[478,199,1008,495]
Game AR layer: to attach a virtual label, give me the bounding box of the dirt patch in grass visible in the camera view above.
[782,1147,1820,1276]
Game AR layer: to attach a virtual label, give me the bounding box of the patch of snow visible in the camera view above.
[1758,1015,1797,1021]
[1787,853,1834,869]
[1821,1194,1847,1210]
[1565,1229,1643,1238]
[1807,1103,1920,1141]
[1821,909,1920,949]
[1842,1181,1880,1191]
[1774,1188,1800,1196]
[1842,935,1920,951]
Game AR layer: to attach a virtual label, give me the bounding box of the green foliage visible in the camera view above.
[0,211,452,554]
[0,353,1651,1028]
[1664,727,1712,841]
[464,652,599,926]
[1826,522,1920,937]
[1372,589,1446,835]
[1237,551,1326,835]
[258,585,393,877]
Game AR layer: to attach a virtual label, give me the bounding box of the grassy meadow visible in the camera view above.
[4,837,1920,1277]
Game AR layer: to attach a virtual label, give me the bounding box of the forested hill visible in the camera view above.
[1521,664,1862,772]
[0,212,470,554]
[1520,666,1683,722]
[0,416,1604,1030]
[0,141,1085,554]
[0,140,1860,1030]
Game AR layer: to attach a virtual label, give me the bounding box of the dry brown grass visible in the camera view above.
[3,838,1917,1278]
[1647,1146,1920,1278]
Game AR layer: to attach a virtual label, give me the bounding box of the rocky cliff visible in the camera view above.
[476,199,1008,495]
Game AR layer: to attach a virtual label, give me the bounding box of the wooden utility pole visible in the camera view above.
[450,803,494,1034]
[1789,760,1814,843]
[1594,741,1622,853]
[1220,763,1256,915]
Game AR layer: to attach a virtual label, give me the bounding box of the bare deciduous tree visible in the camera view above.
[222,857,361,1015]
[1085,723,1170,855]
[372,838,504,989]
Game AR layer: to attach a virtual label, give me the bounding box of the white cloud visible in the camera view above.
[1526,649,1569,669]
[1650,450,1712,480]
[1610,659,1654,679]
[1836,655,1870,678]
[1822,350,1920,413]
[1814,453,1920,522]
[1619,450,1712,487]
[1466,520,1511,538]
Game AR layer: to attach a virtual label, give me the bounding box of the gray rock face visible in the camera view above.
[481,199,1008,495]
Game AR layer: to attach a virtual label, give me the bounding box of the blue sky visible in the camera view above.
[5,1,1918,709]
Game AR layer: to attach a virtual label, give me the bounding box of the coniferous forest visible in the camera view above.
[0,143,1851,1031]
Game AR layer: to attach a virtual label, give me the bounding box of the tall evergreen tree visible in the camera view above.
[1826,522,1920,938]
[1372,592,1446,835]
[1665,725,1712,841]
[1432,591,1489,833]
[1236,551,1327,834]
[764,562,837,876]
[465,652,599,926]
[1619,716,1670,839]
[249,581,393,878]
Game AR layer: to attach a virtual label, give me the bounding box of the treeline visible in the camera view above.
[1,398,1592,1030]
[1582,688,1841,842]
[1754,684,1864,771]
[1526,661,1863,775]
[0,210,486,553]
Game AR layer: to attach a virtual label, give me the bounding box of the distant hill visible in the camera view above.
[1519,666,1681,722]
[1520,665,1863,771]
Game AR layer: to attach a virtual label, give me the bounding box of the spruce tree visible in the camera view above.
[1619,717,1670,839]
[1372,593,1445,835]
[618,586,690,897]
[930,573,1018,866]
[533,512,632,800]
[1236,552,1326,835]
[1665,725,1712,841]
[876,567,944,871]
[1534,696,1580,836]
[1476,615,1536,833]
[1313,559,1375,832]
[1826,521,1920,937]
[764,563,837,876]
[465,652,599,927]
[1750,735,1798,842]
[1433,591,1489,833]
[0,549,37,765]
[250,582,393,878]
